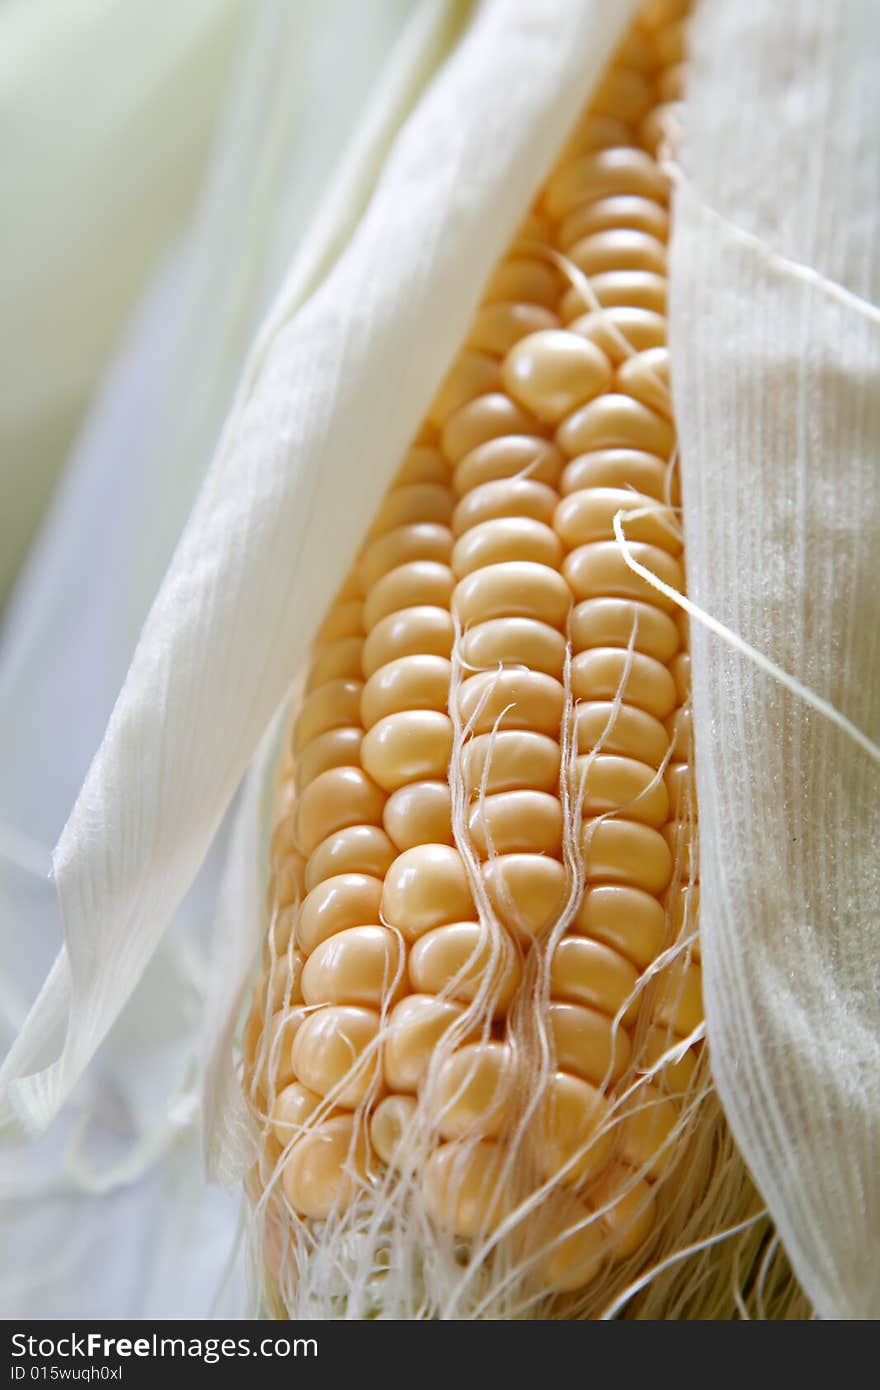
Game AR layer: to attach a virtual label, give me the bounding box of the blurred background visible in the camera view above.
[0,0,457,1319]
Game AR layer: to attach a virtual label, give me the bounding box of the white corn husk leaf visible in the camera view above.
[671,0,880,1319]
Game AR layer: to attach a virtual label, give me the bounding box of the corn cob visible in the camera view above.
[243,0,802,1319]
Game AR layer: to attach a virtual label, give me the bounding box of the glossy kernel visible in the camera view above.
[384,994,471,1093]
[422,1140,508,1237]
[301,925,405,1009]
[381,845,475,940]
[503,331,613,424]
[361,710,453,792]
[430,1042,517,1140]
[290,1005,382,1109]
[282,1115,368,1219]
[408,921,522,1017]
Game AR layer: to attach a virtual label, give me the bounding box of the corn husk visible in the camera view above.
[672,0,880,1321]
